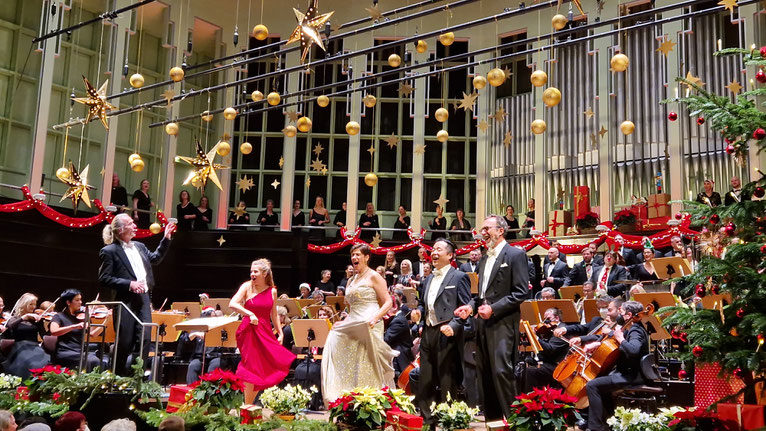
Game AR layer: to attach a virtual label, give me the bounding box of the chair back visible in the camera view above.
[639,353,661,381]
[0,339,14,356]
[42,335,58,355]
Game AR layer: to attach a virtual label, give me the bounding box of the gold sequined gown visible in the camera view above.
[321,283,397,404]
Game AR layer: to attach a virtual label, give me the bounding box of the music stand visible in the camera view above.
[559,286,584,301]
[305,305,324,319]
[150,312,185,342]
[521,301,542,325]
[296,299,317,309]
[326,296,348,313]
[171,302,201,318]
[583,299,601,322]
[275,299,301,318]
[633,292,677,315]
[467,273,479,295]
[206,321,240,348]
[292,319,332,361]
[402,288,418,309]
[652,257,693,279]
[174,316,239,372]
[640,314,671,341]
[537,299,579,323]
[202,298,233,315]
[701,293,733,310]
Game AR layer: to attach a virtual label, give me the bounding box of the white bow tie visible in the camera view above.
[432,268,445,277]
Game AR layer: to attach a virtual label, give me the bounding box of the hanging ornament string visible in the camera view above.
[77,123,85,168]
[61,126,70,170]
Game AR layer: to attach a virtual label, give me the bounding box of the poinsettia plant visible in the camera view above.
[328,386,415,430]
[187,369,244,412]
[260,384,316,416]
[430,393,478,430]
[667,406,731,431]
[614,209,637,227]
[575,211,600,230]
[505,386,581,431]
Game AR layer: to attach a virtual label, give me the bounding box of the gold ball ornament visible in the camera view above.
[530,119,547,134]
[610,53,629,72]
[252,24,269,41]
[129,73,145,88]
[216,140,231,157]
[416,40,428,53]
[128,153,141,164]
[345,121,360,136]
[388,53,402,68]
[169,66,185,82]
[363,94,377,108]
[530,70,548,87]
[439,32,455,46]
[201,111,214,122]
[149,223,162,234]
[223,107,238,120]
[130,158,145,172]
[283,125,297,138]
[487,68,507,87]
[473,75,487,90]
[364,172,378,187]
[552,14,568,31]
[164,122,179,136]
[542,87,562,107]
[316,95,330,107]
[297,116,312,132]
[267,92,281,106]
[251,90,264,102]
[56,167,71,181]
[436,130,449,143]
[240,142,253,155]
[620,120,635,135]
[434,107,449,123]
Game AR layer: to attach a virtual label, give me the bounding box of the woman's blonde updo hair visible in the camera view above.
[251,258,275,288]
[103,213,131,245]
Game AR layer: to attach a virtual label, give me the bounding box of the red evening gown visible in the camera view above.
[235,288,295,390]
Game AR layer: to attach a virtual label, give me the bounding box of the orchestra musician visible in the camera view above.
[384,297,417,380]
[540,288,556,300]
[588,243,604,266]
[554,297,619,348]
[663,236,685,258]
[564,248,596,287]
[574,281,596,323]
[523,307,569,392]
[724,176,750,206]
[48,289,104,371]
[589,251,629,297]
[0,297,10,334]
[177,308,225,385]
[3,293,50,379]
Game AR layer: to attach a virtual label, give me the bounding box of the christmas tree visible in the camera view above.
[661,46,766,404]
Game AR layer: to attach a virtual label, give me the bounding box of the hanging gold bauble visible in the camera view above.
[252,24,269,41]
[487,68,506,87]
[473,75,487,90]
[542,87,562,107]
[434,107,449,123]
[190,176,202,188]
[251,90,264,102]
[416,40,428,53]
[364,172,378,187]
[223,107,238,120]
[149,223,162,234]
[267,92,281,106]
[240,142,253,155]
[128,153,141,164]
[436,130,449,142]
[129,73,145,88]
[610,53,629,72]
[297,116,312,132]
[530,70,548,87]
[388,53,402,67]
[283,125,297,137]
[317,95,330,107]
[169,66,185,82]
[530,119,547,134]
[552,14,568,31]
[56,167,71,181]
[130,158,145,172]
[216,140,231,156]
[346,121,360,135]
[201,111,214,122]
[164,122,179,136]
[363,94,377,108]
[620,120,636,135]
[439,32,455,46]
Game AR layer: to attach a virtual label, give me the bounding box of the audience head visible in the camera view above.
[422,262,432,277]
[157,416,184,431]
[417,247,428,261]
[375,266,386,278]
[547,247,560,262]
[102,213,136,245]
[614,235,625,246]
[341,201,347,211]
[540,287,556,300]
[385,251,396,265]
[431,238,456,268]
[344,264,354,278]
[178,190,190,204]
[198,196,209,209]
[588,242,599,254]
[527,198,535,209]
[435,205,443,216]
[398,205,406,216]
[314,196,325,209]
[731,176,741,189]
[111,173,120,188]
[456,208,465,219]
[365,202,375,215]
[12,293,37,316]
[140,179,150,192]
[670,235,683,251]
[249,258,274,287]
[350,243,372,271]
[505,205,514,217]
[0,411,16,431]
[335,286,345,296]
[293,200,301,210]
[703,178,714,192]
[320,270,331,282]
[603,251,619,267]
[54,412,86,431]
[237,200,247,210]
[60,289,82,314]
[100,419,135,431]
[266,199,274,211]
[400,259,412,275]
[469,248,481,263]
[543,307,562,324]
[481,214,508,245]
[582,281,595,298]
[581,248,593,262]
[642,248,655,262]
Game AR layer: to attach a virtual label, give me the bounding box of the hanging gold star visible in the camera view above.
[590,133,598,148]
[370,232,383,248]
[398,83,415,96]
[502,66,512,80]
[726,80,743,94]
[598,126,608,139]
[216,235,226,246]
[367,145,376,156]
[366,4,383,21]
[596,0,605,13]
[310,157,326,172]
[584,107,595,119]
[233,205,246,219]
[384,134,399,149]
[451,100,460,111]
[331,23,342,32]
[285,0,335,64]
[237,175,254,192]
[414,144,426,155]
[457,91,479,112]
[477,120,489,132]
[503,131,513,147]
[100,167,105,176]
[718,0,738,13]
[175,138,229,191]
[286,110,301,122]
[433,194,449,209]
[279,156,285,168]
[321,166,328,176]
[72,76,116,130]
[490,107,507,122]
[312,143,324,156]
[683,71,705,88]
[656,36,676,57]
[271,179,281,189]
[305,177,312,188]
[160,89,176,105]
[58,161,95,211]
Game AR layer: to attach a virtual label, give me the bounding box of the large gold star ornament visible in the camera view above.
[286,110,301,122]
[457,91,479,112]
[58,161,95,211]
[398,83,415,96]
[310,157,326,173]
[414,144,426,155]
[718,0,738,13]
[366,4,383,21]
[598,126,608,139]
[237,175,254,192]
[370,233,383,248]
[233,205,247,219]
[385,134,399,149]
[433,194,449,209]
[726,80,742,95]
[175,139,229,191]
[503,131,513,147]
[279,156,285,168]
[271,179,281,189]
[584,107,595,119]
[313,143,324,156]
[216,235,226,246]
[285,0,335,64]
[305,177,312,188]
[656,36,676,57]
[477,120,489,132]
[72,76,116,130]
[367,145,376,156]
[490,107,507,122]
[683,71,705,88]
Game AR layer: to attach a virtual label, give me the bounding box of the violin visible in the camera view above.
[397,353,420,395]
[534,319,556,338]
[74,305,110,321]
[34,309,56,321]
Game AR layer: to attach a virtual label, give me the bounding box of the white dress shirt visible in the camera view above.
[426,266,448,326]
[120,240,147,286]
[480,241,507,298]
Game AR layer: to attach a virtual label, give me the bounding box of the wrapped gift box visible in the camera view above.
[638,216,670,231]
[626,204,648,222]
[384,410,423,431]
[573,186,591,219]
[647,193,671,218]
[240,405,263,424]
[695,362,744,409]
[718,404,766,430]
[548,210,573,237]
[486,419,510,430]
[166,384,191,413]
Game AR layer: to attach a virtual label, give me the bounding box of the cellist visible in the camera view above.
[523,307,569,392]
[553,296,617,348]
[582,300,649,431]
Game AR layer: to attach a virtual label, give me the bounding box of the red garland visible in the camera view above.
[0,186,167,238]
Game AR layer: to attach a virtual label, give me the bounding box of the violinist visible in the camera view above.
[49,289,103,371]
[574,282,596,324]
[584,300,649,431]
[524,308,570,392]
[0,297,10,334]
[554,297,619,348]
[2,293,50,379]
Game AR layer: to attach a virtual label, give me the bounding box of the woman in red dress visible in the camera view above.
[229,258,295,403]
